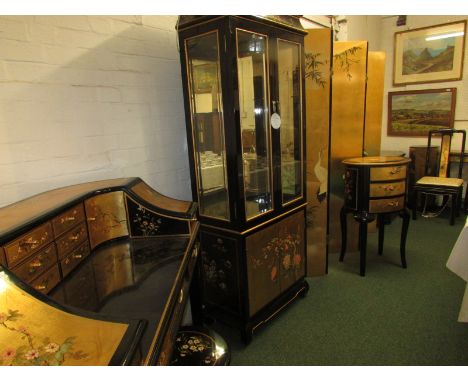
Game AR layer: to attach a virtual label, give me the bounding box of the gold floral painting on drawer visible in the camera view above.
[85,192,129,249]
[0,271,128,365]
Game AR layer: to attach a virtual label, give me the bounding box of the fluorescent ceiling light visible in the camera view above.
[426,32,464,41]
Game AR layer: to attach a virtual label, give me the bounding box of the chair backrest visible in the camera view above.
[425,129,466,179]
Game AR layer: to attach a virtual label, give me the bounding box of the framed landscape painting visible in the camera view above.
[393,21,466,86]
[387,88,457,137]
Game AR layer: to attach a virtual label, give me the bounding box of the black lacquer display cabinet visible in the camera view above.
[177,15,309,343]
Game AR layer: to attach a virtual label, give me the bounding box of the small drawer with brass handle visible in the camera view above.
[60,241,90,278]
[52,203,85,238]
[369,196,405,213]
[3,222,53,268]
[11,243,58,283]
[370,166,407,181]
[369,181,406,197]
[31,264,61,294]
[56,222,88,259]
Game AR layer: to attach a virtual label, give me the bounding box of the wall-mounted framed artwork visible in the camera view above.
[387,88,457,137]
[393,20,466,86]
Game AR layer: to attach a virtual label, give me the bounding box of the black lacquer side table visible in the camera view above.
[340,156,411,276]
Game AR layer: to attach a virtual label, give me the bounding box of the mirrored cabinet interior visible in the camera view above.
[177,16,308,343]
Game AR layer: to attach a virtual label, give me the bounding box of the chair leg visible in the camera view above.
[339,206,347,262]
[450,194,456,225]
[412,190,418,220]
[457,188,462,217]
[378,214,384,255]
[400,208,410,269]
[464,185,468,214]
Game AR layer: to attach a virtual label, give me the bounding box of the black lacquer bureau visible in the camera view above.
[0,178,201,365]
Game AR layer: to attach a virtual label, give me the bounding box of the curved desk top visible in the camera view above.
[0,177,196,244]
[0,178,199,365]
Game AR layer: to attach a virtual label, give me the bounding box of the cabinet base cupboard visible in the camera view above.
[177,16,309,343]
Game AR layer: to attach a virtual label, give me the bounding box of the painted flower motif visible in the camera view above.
[1,348,16,360]
[293,254,302,267]
[0,313,6,324]
[282,254,291,270]
[271,266,277,281]
[24,349,40,360]
[18,326,29,335]
[44,343,60,353]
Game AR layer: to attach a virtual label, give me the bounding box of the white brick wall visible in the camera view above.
[0,15,191,207]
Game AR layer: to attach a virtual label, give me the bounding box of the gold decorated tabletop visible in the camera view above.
[0,269,128,365]
[342,156,411,166]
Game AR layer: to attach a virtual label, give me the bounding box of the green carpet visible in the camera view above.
[212,215,468,365]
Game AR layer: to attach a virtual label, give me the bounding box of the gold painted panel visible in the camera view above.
[278,211,305,292]
[364,52,385,156]
[370,165,407,181]
[369,196,405,213]
[369,181,406,198]
[0,270,128,365]
[246,210,305,316]
[30,264,61,294]
[329,41,368,254]
[52,203,85,238]
[304,28,331,277]
[4,222,54,268]
[11,243,57,283]
[246,221,281,316]
[439,135,451,177]
[85,191,129,250]
[55,222,88,259]
[60,241,91,278]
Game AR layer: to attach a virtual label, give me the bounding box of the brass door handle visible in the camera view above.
[35,282,48,291]
[384,185,395,191]
[389,167,401,175]
[61,216,76,223]
[29,260,43,268]
[387,201,399,207]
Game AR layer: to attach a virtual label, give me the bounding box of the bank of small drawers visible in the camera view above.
[369,165,407,214]
[2,203,90,294]
[370,165,407,182]
[369,196,405,214]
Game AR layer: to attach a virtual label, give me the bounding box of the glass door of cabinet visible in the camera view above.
[277,39,303,205]
[185,31,230,221]
[236,29,273,220]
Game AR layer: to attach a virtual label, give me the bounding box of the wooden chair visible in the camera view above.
[412,128,466,225]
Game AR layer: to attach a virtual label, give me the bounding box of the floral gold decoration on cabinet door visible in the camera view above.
[85,191,129,249]
[200,232,240,315]
[0,271,128,365]
[246,210,305,316]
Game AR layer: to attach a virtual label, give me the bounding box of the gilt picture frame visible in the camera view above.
[393,21,466,86]
[387,88,457,137]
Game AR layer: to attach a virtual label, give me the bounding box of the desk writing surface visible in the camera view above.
[0,268,129,365]
[49,236,189,358]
